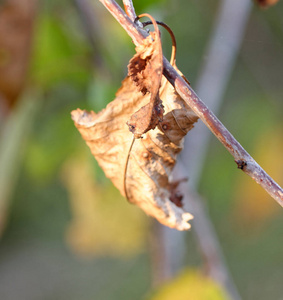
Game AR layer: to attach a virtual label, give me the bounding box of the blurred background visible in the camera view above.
[0,0,283,299]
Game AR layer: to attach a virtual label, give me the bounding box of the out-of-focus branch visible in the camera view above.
[0,0,38,236]
[73,0,101,60]
[176,1,252,299]
[73,0,116,77]
[0,93,40,236]
[175,161,242,300]
[183,0,253,187]
[99,0,283,206]
[148,221,175,286]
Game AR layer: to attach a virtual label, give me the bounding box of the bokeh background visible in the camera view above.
[0,0,283,299]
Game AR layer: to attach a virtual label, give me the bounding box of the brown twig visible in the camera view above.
[182,0,252,187]
[99,0,283,207]
[178,1,252,299]
[123,0,143,28]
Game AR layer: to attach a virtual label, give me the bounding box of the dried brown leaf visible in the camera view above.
[72,64,198,230]
[127,98,164,138]
[128,31,162,95]
[127,26,164,138]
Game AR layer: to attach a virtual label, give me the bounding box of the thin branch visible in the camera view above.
[122,0,143,28]
[73,0,99,55]
[183,189,241,299]
[182,0,253,187]
[73,0,118,77]
[99,0,283,207]
[0,93,40,237]
[122,0,137,21]
[176,1,252,299]
[175,162,242,300]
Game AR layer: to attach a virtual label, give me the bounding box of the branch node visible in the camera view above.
[236,160,247,170]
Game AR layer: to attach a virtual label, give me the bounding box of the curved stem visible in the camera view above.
[143,20,177,65]
[136,13,160,40]
[123,135,135,201]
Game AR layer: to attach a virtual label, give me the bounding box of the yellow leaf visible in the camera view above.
[61,155,148,257]
[147,269,228,300]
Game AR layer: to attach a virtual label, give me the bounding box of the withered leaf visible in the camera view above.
[127,99,164,137]
[254,0,280,7]
[0,0,37,108]
[128,32,162,96]
[72,65,198,231]
[127,30,164,138]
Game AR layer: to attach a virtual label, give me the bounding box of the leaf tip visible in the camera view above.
[71,109,96,127]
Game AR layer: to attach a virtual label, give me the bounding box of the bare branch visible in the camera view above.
[182,0,252,187]
[175,1,252,299]
[98,0,283,206]
[175,162,242,300]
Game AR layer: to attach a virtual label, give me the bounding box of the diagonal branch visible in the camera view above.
[99,0,283,206]
[122,0,137,21]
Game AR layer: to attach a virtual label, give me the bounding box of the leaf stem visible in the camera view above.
[123,135,135,201]
[143,20,177,65]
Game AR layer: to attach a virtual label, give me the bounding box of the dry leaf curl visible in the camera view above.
[127,16,164,138]
[128,31,162,95]
[72,66,198,230]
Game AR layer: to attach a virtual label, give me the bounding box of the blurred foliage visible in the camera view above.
[232,125,283,231]
[61,154,148,257]
[147,269,228,300]
[24,109,79,183]
[0,0,283,299]
[31,14,91,89]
